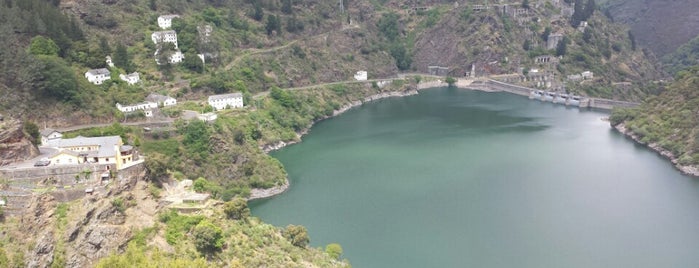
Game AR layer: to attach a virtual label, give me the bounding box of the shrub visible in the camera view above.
[223,198,250,220]
[283,225,309,247]
[192,220,223,253]
[325,243,343,260]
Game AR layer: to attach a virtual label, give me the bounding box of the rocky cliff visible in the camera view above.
[3,167,158,268]
[0,117,39,166]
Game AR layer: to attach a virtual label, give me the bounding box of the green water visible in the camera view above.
[250,88,699,267]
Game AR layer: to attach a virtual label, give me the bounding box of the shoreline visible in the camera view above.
[613,123,699,177]
[249,84,430,200]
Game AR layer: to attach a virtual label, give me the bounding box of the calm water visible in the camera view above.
[250,88,699,268]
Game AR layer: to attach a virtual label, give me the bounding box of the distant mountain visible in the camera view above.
[602,0,699,57]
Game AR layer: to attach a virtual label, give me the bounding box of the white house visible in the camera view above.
[146,93,177,107]
[44,136,135,169]
[208,93,244,110]
[40,128,63,146]
[116,101,158,116]
[581,71,594,79]
[151,30,178,48]
[85,68,111,85]
[157,14,180,29]
[154,49,184,65]
[119,72,140,85]
[354,70,368,81]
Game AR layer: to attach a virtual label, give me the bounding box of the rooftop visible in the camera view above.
[40,128,59,137]
[159,14,180,19]
[208,92,243,101]
[45,136,122,158]
[86,68,110,76]
[146,93,175,103]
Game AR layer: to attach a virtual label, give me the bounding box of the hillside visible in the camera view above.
[601,0,699,57]
[610,67,699,175]
[0,0,678,266]
[0,0,666,125]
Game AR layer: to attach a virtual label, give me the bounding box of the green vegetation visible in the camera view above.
[97,208,346,267]
[283,225,310,248]
[325,243,343,260]
[611,66,699,166]
[223,198,251,220]
[192,220,224,253]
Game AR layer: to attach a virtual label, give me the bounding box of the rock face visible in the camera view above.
[0,118,39,166]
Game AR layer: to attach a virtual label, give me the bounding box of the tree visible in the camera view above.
[145,153,169,185]
[251,2,264,21]
[584,0,596,19]
[522,39,531,50]
[23,121,40,145]
[99,36,111,55]
[266,15,281,35]
[35,56,79,103]
[389,43,411,70]
[377,12,400,41]
[282,0,292,14]
[325,243,343,260]
[445,76,457,87]
[556,37,569,56]
[522,0,530,9]
[183,52,203,73]
[628,30,636,51]
[223,198,250,220]
[541,27,551,42]
[191,220,223,253]
[28,36,59,56]
[582,29,592,43]
[114,43,133,72]
[148,0,156,10]
[283,225,309,247]
[270,87,294,107]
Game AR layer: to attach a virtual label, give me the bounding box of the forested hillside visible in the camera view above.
[600,0,699,57]
[0,0,666,125]
[610,67,699,170]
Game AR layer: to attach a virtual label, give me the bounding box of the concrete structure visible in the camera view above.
[577,21,588,32]
[428,66,450,76]
[208,93,244,110]
[197,112,218,122]
[85,68,111,85]
[119,72,140,85]
[116,101,158,116]
[155,50,184,65]
[146,93,177,107]
[157,14,180,29]
[40,129,63,146]
[151,30,178,48]
[354,70,368,81]
[44,136,135,170]
[581,71,594,79]
[547,33,564,50]
[105,56,114,67]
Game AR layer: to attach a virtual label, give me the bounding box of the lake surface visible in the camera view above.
[250,88,699,268]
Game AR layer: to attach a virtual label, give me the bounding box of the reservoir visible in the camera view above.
[250,87,699,267]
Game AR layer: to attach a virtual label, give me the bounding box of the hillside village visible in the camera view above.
[0,0,680,266]
[0,0,659,227]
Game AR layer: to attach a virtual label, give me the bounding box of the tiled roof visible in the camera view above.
[86,68,110,76]
[40,128,59,137]
[46,136,122,158]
